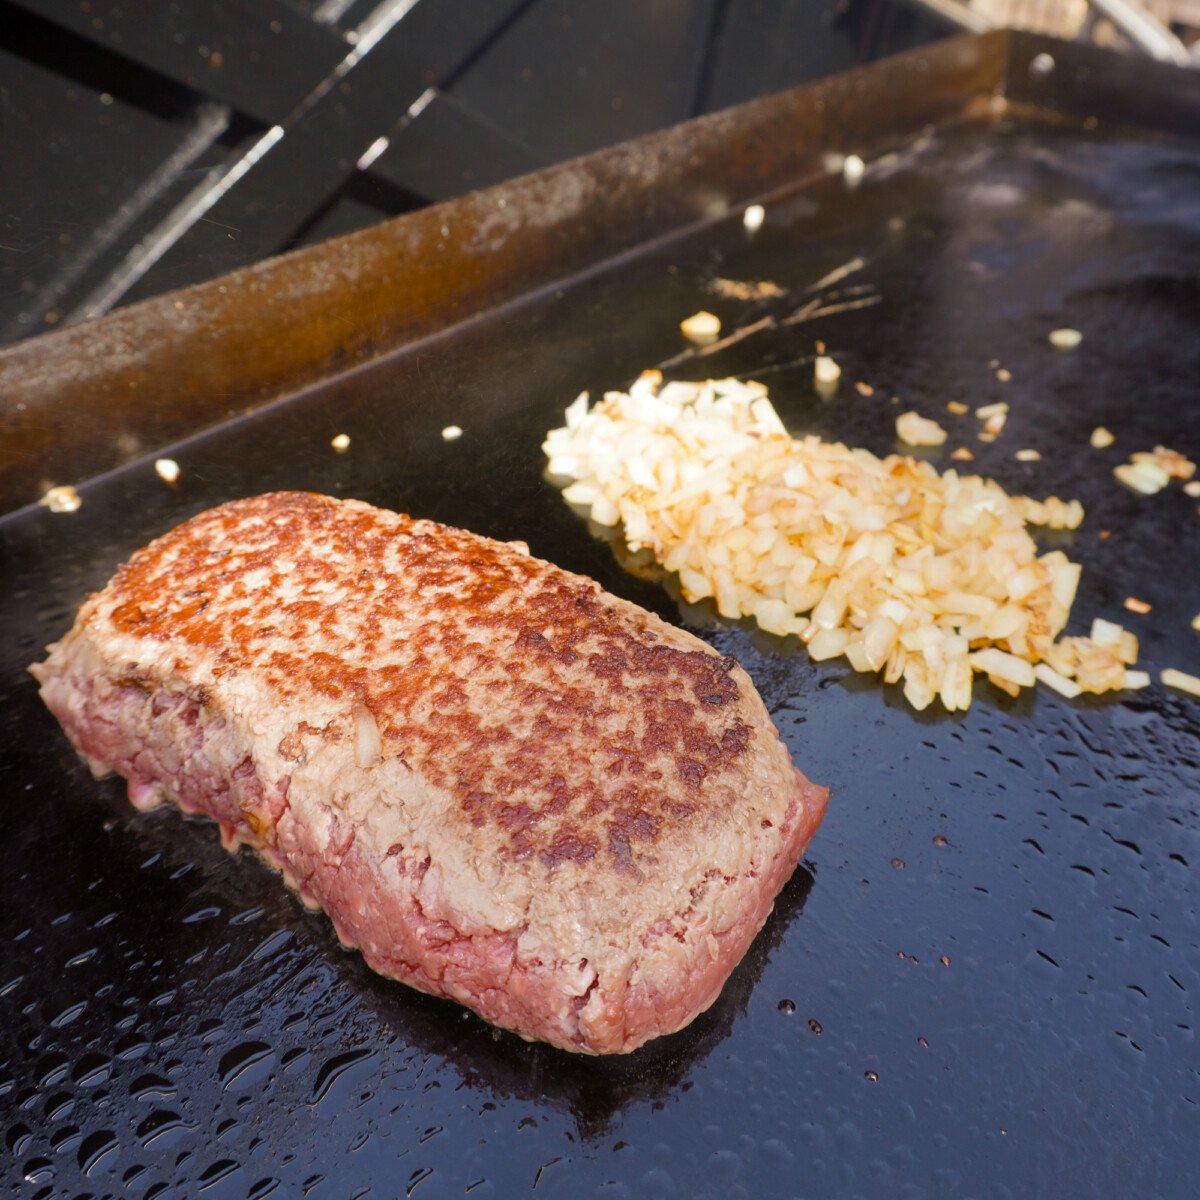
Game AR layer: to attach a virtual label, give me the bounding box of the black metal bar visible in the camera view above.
[370,90,549,203]
[9,0,348,127]
[109,0,535,307]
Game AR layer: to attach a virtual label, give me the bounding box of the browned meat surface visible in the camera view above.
[31,492,828,1053]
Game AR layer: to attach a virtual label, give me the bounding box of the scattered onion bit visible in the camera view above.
[946,401,969,415]
[1191,612,1200,632]
[154,458,180,484]
[1049,328,1083,349]
[996,367,1012,382]
[543,374,1131,714]
[38,485,81,513]
[855,381,875,397]
[976,403,1008,437]
[709,277,783,301]
[1016,449,1040,462]
[1090,426,1115,449]
[680,311,721,346]
[1114,446,1195,494]
[331,433,351,452]
[743,204,765,232]
[1185,481,1200,498]
[896,411,947,448]
[1162,668,1200,698]
[951,447,974,461]
[1136,446,1195,480]
[814,355,841,398]
[1124,596,1151,615]
[1114,461,1168,494]
[441,425,463,441]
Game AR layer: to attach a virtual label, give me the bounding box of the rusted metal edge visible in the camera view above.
[0,31,1012,513]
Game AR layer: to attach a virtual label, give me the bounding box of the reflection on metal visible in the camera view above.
[65,1,428,321]
[356,135,392,170]
[312,0,359,24]
[20,103,232,338]
[405,87,438,121]
[350,0,425,59]
[907,0,1192,62]
[1090,0,1191,62]
[72,125,286,323]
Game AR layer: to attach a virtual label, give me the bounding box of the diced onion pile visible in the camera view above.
[543,373,1142,712]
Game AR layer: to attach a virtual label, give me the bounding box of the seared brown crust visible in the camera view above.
[32,492,828,1053]
[107,493,759,872]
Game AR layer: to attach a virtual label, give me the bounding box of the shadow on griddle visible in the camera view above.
[66,761,816,1142]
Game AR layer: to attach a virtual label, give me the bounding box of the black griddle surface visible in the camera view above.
[3,116,1199,1198]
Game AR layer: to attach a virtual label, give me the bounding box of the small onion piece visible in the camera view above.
[1035,662,1082,699]
[814,355,842,399]
[1115,461,1168,494]
[1162,668,1200,698]
[1049,328,1083,350]
[155,458,181,484]
[38,485,81,513]
[680,311,721,346]
[896,411,947,448]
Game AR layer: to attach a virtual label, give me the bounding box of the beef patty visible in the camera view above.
[31,492,828,1053]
